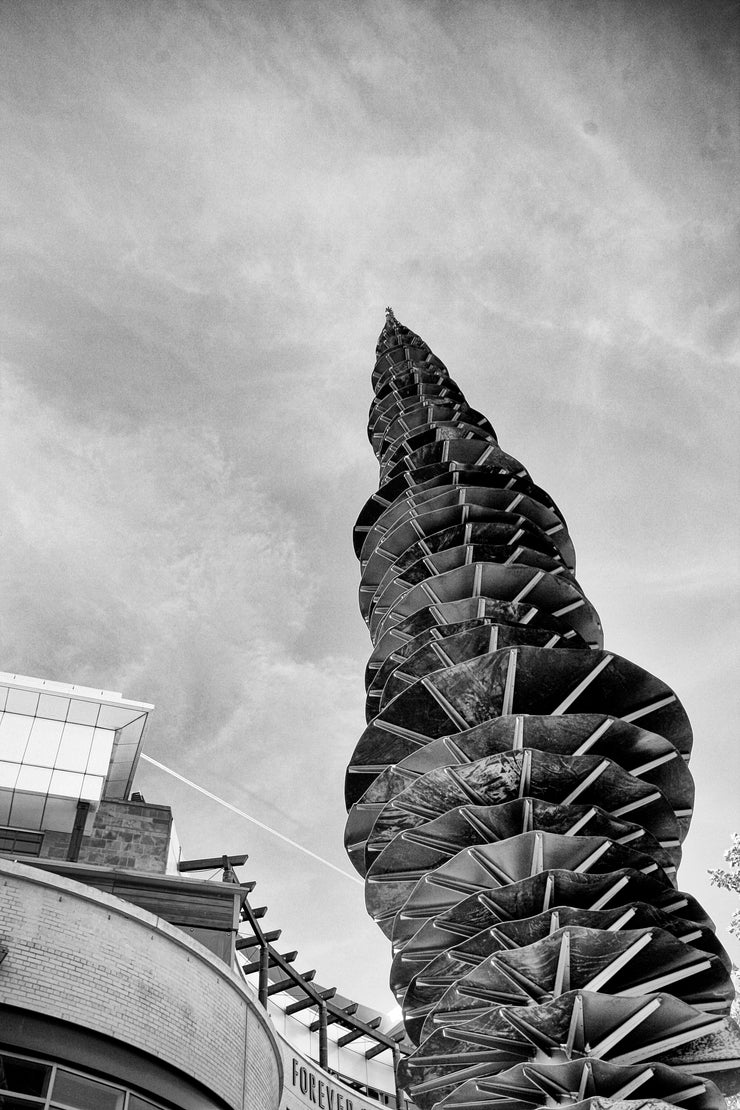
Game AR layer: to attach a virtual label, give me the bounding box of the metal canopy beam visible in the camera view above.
[285,988,337,1015]
[267,970,316,996]
[235,929,281,949]
[309,1002,358,1032]
[337,1016,382,1048]
[178,854,248,871]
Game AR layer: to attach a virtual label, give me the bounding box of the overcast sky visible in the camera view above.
[1,0,738,1012]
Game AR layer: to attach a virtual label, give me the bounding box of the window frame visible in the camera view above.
[0,1050,171,1110]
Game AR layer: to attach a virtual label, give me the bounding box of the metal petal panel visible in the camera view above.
[347,311,739,1108]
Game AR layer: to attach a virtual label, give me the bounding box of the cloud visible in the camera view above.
[0,364,318,733]
[2,0,739,1004]
[0,361,369,857]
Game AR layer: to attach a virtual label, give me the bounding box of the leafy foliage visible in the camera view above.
[708,833,740,939]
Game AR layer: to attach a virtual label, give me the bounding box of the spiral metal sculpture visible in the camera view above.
[345,310,740,1110]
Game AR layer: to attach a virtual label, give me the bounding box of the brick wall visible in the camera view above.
[0,859,282,1109]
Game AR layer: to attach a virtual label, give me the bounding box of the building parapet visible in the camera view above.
[0,857,283,1109]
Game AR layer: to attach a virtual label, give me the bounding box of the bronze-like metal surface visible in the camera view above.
[346,312,739,1108]
[364,804,677,931]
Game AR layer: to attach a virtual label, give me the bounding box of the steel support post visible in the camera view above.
[258,943,269,1009]
[318,1001,328,1070]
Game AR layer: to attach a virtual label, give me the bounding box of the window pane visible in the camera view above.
[80,774,103,802]
[0,789,12,825]
[0,827,44,856]
[0,1050,51,1094]
[66,699,99,726]
[56,724,94,772]
[8,791,46,829]
[129,1097,163,1110]
[51,1069,124,1110]
[37,692,69,721]
[41,795,77,833]
[0,714,33,761]
[0,761,20,789]
[49,769,83,799]
[96,705,130,730]
[24,718,64,766]
[4,690,39,716]
[85,729,115,776]
[15,765,53,794]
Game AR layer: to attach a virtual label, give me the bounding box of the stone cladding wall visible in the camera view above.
[40,799,172,871]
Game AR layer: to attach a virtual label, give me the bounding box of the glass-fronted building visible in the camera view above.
[0,672,150,846]
[0,671,408,1110]
[0,672,284,1110]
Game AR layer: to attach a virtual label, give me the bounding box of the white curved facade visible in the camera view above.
[0,858,283,1109]
[268,999,402,1109]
